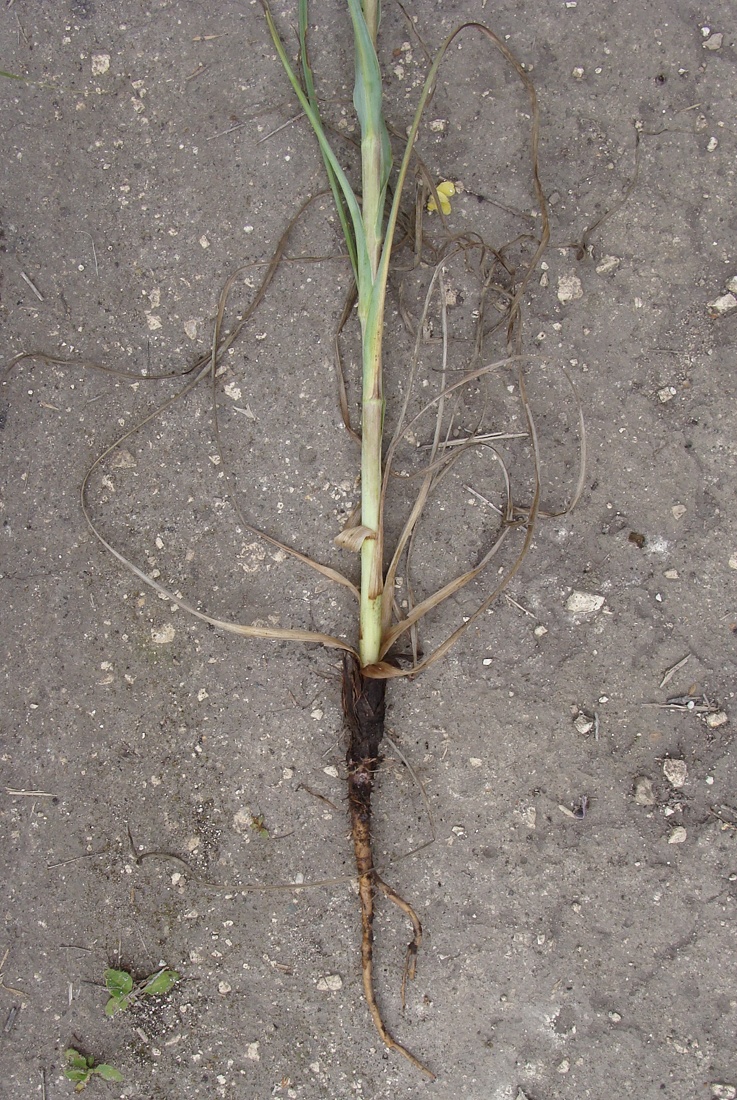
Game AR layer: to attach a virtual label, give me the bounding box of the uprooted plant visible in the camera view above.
[257,1,582,1076]
[5,1,584,1081]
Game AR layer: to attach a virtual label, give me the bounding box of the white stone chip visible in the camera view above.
[663,759,688,788]
[316,974,343,991]
[668,826,687,844]
[633,776,656,806]
[151,624,175,644]
[557,274,583,304]
[565,591,605,614]
[596,255,621,275]
[91,54,111,76]
[708,292,737,316]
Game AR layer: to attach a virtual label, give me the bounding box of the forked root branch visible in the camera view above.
[342,654,435,1081]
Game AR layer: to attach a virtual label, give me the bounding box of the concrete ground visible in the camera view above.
[1,1,736,1097]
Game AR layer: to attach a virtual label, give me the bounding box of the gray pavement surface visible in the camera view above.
[2,2,736,1097]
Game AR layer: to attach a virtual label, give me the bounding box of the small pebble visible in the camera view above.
[707,136,719,152]
[316,974,343,992]
[711,1086,737,1100]
[608,1011,622,1023]
[705,711,728,729]
[663,758,688,788]
[517,805,537,829]
[657,386,676,403]
[708,292,737,317]
[728,555,737,570]
[91,54,111,76]
[671,504,687,520]
[574,714,594,735]
[703,32,724,50]
[557,1059,570,1074]
[534,623,548,637]
[565,591,605,614]
[557,274,584,304]
[595,255,620,275]
[668,825,687,844]
[218,982,232,995]
[633,776,656,806]
[664,568,679,579]
[323,765,339,778]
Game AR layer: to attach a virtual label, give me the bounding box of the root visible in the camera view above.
[342,654,435,1081]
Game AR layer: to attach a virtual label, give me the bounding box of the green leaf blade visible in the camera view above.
[104,968,134,997]
[94,1065,124,1082]
[64,1050,89,1071]
[141,968,180,996]
[262,1,367,281]
[104,994,128,1016]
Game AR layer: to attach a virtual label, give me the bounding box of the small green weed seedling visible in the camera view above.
[248,812,270,839]
[103,966,179,1017]
[63,1049,123,1091]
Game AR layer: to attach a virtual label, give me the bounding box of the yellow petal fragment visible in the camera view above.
[427,179,456,214]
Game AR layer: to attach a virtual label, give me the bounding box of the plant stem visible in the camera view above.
[347,0,391,667]
[359,380,384,666]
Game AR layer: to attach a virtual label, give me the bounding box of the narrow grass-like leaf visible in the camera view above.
[262,1,370,290]
[298,0,358,277]
[346,0,392,278]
